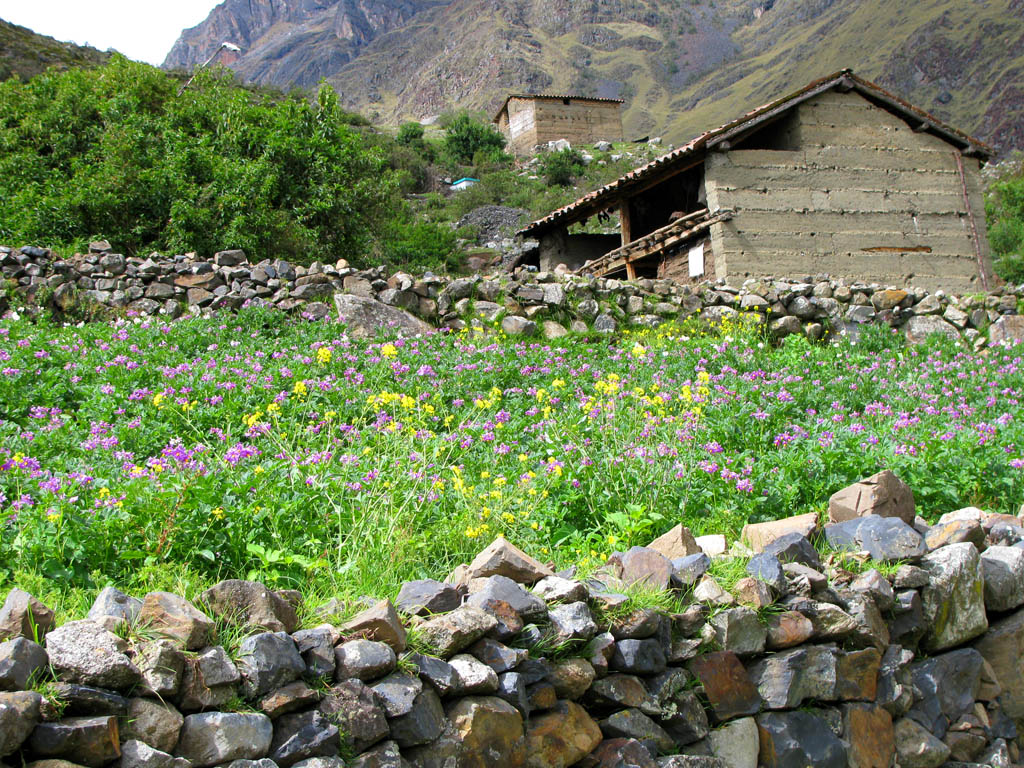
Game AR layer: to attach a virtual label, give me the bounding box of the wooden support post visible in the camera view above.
[625,259,637,281]
[620,201,632,247]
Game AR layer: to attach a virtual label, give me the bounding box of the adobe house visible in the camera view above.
[518,71,995,293]
[494,94,624,156]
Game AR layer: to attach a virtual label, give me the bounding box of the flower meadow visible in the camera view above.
[1,308,1023,611]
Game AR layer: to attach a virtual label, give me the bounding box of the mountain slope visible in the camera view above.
[165,0,1024,153]
[0,18,109,81]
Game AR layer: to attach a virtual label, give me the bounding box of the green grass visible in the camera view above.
[1,307,1023,616]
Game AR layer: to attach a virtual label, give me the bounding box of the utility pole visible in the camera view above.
[177,42,242,96]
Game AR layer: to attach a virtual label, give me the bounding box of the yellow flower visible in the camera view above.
[152,393,165,408]
[400,395,416,410]
[211,507,225,520]
[501,512,516,524]
[552,378,566,389]
[325,411,337,420]
[316,347,332,365]
[267,403,281,414]
[47,511,60,522]
[254,466,264,474]
[480,471,490,479]
[381,343,398,358]
[293,381,307,398]
[530,521,539,530]
[97,487,110,498]
[631,343,647,358]
[518,454,529,463]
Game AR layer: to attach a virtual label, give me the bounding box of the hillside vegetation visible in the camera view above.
[0,17,108,82]
[164,0,1024,154]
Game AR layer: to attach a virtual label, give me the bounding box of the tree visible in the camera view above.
[442,112,506,165]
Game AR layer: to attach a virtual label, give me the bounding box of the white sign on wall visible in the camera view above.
[688,242,705,278]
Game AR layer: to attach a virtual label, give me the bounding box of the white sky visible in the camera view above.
[0,1,223,65]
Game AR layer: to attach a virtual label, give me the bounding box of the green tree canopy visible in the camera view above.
[0,56,400,263]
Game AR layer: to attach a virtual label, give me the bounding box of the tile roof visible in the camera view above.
[518,70,992,238]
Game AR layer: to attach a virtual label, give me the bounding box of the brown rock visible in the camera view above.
[765,611,814,650]
[742,513,819,553]
[173,273,222,291]
[733,578,773,609]
[843,703,894,768]
[259,680,321,718]
[606,547,673,590]
[0,589,56,641]
[465,537,553,584]
[549,658,596,700]
[524,701,603,768]
[688,651,761,722]
[416,606,498,658]
[990,315,1024,345]
[872,289,908,311]
[343,600,407,653]
[198,580,298,634]
[139,593,214,650]
[924,519,985,551]
[835,648,881,701]
[828,470,915,525]
[447,696,526,767]
[647,524,700,559]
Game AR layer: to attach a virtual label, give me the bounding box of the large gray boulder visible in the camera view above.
[175,713,273,768]
[0,636,48,691]
[980,546,1024,611]
[199,580,298,634]
[824,515,926,562]
[0,690,43,756]
[919,543,988,652]
[334,294,433,338]
[238,632,306,697]
[45,620,141,689]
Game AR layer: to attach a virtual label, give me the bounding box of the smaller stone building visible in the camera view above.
[494,94,624,156]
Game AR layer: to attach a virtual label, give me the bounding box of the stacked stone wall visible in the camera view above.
[2,243,1023,348]
[4,472,1024,767]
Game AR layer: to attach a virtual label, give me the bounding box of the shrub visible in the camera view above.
[543,149,585,186]
[380,218,460,272]
[0,56,401,265]
[443,112,507,165]
[986,152,1024,282]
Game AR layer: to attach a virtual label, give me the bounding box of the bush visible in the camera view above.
[986,152,1024,282]
[0,56,401,265]
[543,149,585,186]
[380,218,460,272]
[443,112,507,165]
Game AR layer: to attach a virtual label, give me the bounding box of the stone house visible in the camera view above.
[493,94,624,156]
[518,70,995,293]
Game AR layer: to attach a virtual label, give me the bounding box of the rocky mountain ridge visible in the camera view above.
[164,0,1024,153]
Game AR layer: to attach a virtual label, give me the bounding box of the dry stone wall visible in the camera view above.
[2,243,1024,349]
[3,472,1024,768]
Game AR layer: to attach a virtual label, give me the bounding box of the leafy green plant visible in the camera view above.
[543,149,586,187]
[442,112,507,165]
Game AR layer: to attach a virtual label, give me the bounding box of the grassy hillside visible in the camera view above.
[0,17,108,82]
[319,0,1023,154]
